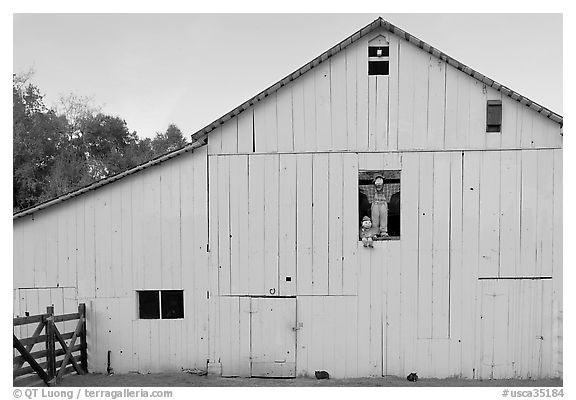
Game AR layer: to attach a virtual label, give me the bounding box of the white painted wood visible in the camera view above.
[312,153,329,295]
[478,151,501,277]
[264,154,280,295]
[356,35,369,151]
[461,151,481,378]
[427,58,446,150]
[345,46,357,150]
[220,296,240,376]
[369,245,383,376]
[448,151,464,376]
[238,297,251,377]
[237,109,254,153]
[485,89,502,150]
[330,51,347,151]
[208,126,222,155]
[296,154,313,295]
[501,96,520,149]
[385,241,401,376]
[234,155,250,295]
[400,152,419,374]
[410,51,430,150]
[221,116,238,154]
[217,156,231,295]
[328,153,343,295]
[536,150,554,277]
[375,75,389,151]
[368,76,377,152]
[520,150,538,277]
[417,152,434,339]
[499,151,521,277]
[228,155,241,295]
[387,37,400,151]
[254,94,278,153]
[468,81,487,149]
[315,61,331,151]
[279,154,297,296]
[250,297,296,378]
[248,155,266,295]
[277,86,294,152]
[357,243,371,377]
[432,152,450,339]
[342,152,359,295]
[302,70,317,151]
[292,78,306,152]
[552,149,563,378]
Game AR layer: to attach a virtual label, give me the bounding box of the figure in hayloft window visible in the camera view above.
[371,175,388,237]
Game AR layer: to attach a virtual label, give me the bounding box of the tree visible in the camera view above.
[13,73,69,210]
[151,124,188,156]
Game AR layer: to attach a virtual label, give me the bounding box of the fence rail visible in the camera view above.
[13,303,87,386]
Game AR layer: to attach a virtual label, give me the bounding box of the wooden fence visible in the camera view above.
[13,303,87,386]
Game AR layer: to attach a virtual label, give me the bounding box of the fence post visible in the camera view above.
[78,303,88,373]
[45,305,56,383]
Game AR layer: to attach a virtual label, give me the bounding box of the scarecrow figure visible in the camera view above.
[371,175,388,237]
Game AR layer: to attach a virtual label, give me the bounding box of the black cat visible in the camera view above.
[407,372,418,382]
[315,370,330,379]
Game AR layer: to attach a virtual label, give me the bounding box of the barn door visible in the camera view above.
[250,297,296,377]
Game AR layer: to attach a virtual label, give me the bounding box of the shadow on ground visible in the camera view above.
[56,373,563,387]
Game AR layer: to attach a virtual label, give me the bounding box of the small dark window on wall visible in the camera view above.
[368,45,390,76]
[358,170,401,241]
[138,290,184,319]
[486,100,502,132]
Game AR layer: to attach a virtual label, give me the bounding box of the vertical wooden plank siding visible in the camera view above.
[263,154,280,295]
[279,154,297,296]
[221,116,238,154]
[248,155,266,295]
[400,152,419,373]
[292,77,307,152]
[368,76,377,152]
[417,152,434,339]
[427,58,446,150]
[345,46,358,150]
[387,37,400,151]
[234,156,250,295]
[432,152,450,339]
[536,150,554,277]
[448,151,464,376]
[315,62,332,151]
[499,151,521,277]
[330,51,348,151]
[237,109,254,153]
[342,153,359,295]
[228,155,241,295]
[520,150,538,277]
[277,86,294,152]
[461,151,481,378]
[478,151,501,277]
[356,36,369,151]
[312,154,329,294]
[328,153,344,295]
[296,154,313,295]
[217,156,231,294]
[254,94,278,153]
[552,149,563,378]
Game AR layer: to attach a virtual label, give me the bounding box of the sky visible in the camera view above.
[13,13,563,140]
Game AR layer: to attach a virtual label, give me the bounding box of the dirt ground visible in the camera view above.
[57,372,563,387]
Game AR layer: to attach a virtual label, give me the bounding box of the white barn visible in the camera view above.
[13,17,563,380]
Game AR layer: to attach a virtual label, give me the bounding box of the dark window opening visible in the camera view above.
[161,290,184,319]
[368,60,389,76]
[138,291,160,319]
[138,290,184,319]
[486,100,502,132]
[359,170,401,242]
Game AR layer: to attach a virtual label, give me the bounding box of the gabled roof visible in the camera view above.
[13,17,563,220]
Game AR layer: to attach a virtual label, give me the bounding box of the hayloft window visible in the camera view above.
[486,100,502,132]
[368,45,390,76]
[138,290,184,319]
[359,170,401,245]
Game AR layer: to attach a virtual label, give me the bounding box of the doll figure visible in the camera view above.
[371,175,389,237]
[360,216,376,248]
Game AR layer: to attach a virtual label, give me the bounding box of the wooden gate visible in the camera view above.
[13,304,87,386]
[250,297,296,378]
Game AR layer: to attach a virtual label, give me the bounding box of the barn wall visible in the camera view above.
[207,28,561,156]
[209,149,562,379]
[13,146,210,374]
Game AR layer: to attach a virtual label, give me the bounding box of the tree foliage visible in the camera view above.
[13,73,189,212]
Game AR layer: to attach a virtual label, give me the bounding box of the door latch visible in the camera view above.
[292,322,303,331]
